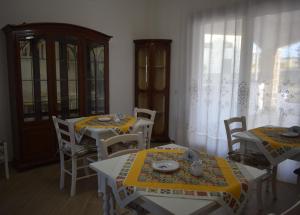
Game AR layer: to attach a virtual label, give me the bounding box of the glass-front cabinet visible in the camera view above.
[3,23,111,169]
[134,39,171,142]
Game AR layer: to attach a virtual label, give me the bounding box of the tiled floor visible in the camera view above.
[0,163,299,215]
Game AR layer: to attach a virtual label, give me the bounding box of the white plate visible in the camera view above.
[97,117,111,122]
[280,132,299,138]
[152,160,179,172]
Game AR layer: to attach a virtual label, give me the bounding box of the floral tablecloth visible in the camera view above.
[250,127,300,165]
[74,114,136,134]
[110,148,252,214]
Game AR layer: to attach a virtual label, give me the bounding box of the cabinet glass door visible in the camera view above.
[86,44,105,114]
[137,46,150,109]
[152,46,167,90]
[137,47,149,90]
[55,41,79,118]
[20,39,49,122]
[150,45,167,137]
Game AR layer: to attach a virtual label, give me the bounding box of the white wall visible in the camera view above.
[0,0,150,159]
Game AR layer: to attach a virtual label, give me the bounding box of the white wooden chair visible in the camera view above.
[132,108,156,148]
[268,199,300,215]
[100,132,145,214]
[0,140,9,179]
[52,116,97,196]
[224,116,277,201]
[224,116,272,167]
[100,132,145,159]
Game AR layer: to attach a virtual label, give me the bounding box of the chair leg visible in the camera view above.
[3,142,9,180]
[272,166,278,200]
[59,152,65,190]
[70,156,77,197]
[256,179,263,212]
[265,169,271,193]
[83,157,89,176]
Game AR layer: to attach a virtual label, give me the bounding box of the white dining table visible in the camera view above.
[233,128,300,200]
[90,144,267,215]
[233,130,300,165]
[67,116,153,160]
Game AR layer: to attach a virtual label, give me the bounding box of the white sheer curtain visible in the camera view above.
[177,0,300,159]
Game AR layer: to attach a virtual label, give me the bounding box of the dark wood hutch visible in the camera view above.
[3,23,112,169]
[134,39,172,142]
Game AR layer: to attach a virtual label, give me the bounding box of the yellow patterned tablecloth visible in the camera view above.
[113,148,251,214]
[74,114,137,134]
[250,127,300,161]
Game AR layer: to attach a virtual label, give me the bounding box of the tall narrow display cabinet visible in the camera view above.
[3,23,111,169]
[134,39,171,142]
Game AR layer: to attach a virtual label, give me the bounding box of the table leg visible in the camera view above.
[256,178,263,212]
[101,176,110,215]
[108,186,115,215]
[96,138,102,195]
[97,174,102,197]
[272,166,278,200]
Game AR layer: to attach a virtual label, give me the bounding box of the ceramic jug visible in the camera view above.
[190,160,203,177]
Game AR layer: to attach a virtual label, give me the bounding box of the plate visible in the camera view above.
[97,117,111,122]
[152,160,179,172]
[280,132,299,138]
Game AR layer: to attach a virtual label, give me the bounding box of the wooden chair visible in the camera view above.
[52,116,97,196]
[100,132,145,159]
[280,199,300,215]
[224,116,277,201]
[0,140,9,179]
[224,116,270,166]
[268,199,300,215]
[132,108,156,148]
[100,132,145,214]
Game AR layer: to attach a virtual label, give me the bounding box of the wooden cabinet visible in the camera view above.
[134,39,171,142]
[3,23,111,169]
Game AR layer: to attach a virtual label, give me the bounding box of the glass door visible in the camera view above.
[86,44,105,114]
[136,45,150,108]
[55,41,79,118]
[19,38,49,122]
[150,44,167,137]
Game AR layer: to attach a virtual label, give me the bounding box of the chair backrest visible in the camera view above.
[133,108,156,148]
[52,116,76,152]
[100,132,145,159]
[268,199,300,215]
[134,107,156,122]
[281,199,300,215]
[224,116,247,152]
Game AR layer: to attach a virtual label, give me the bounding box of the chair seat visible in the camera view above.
[228,150,270,169]
[63,137,97,156]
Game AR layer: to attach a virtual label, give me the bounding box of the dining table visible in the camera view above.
[68,114,153,159]
[233,126,300,166]
[90,143,267,215]
[233,126,300,198]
